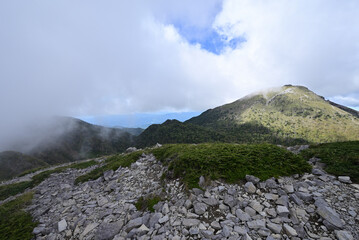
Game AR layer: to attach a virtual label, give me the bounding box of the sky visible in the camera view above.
[1,0,359,135]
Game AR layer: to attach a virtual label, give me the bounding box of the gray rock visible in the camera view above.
[103,170,114,181]
[182,218,200,227]
[184,199,192,209]
[125,217,143,232]
[247,219,265,229]
[236,209,251,221]
[316,205,344,230]
[276,205,290,217]
[189,227,199,235]
[335,230,354,240]
[338,176,352,184]
[267,222,282,234]
[224,194,237,208]
[211,221,221,230]
[193,202,207,215]
[201,230,214,238]
[234,226,247,235]
[244,206,257,217]
[245,175,260,184]
[33,226,45,235]
[265,178,278,188]
[265,193,279,201]
[162,203,169,214]
[192,188,204,196]
[149,213,162,228]
[199,176,205,188]
[125,147,137,153]
[276,195,289,206]
[158,215,169,224]
[258,228,271,237]
[95,221,123,240]
[222,225,231,237]
[312,168,325,175]
[249,200,263,213]
[295,192,313,202]
[283,184,294,193]
[266,208,277,217]
[81,223,99,238]
[290,194,303,205]
[58,219,67,232]
[203,197,219,206]
[283,223,297,237]
[244,182,256,194]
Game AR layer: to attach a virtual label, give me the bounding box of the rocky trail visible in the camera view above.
[5,150,359,240]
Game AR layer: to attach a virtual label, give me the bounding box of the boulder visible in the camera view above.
[316,205,344,230]
[244,182,256,194]
[245,175,260,184]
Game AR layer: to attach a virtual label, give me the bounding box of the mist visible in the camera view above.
[1,0,358,152]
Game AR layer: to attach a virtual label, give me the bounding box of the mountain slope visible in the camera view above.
[136,119,226,147]
[27,117,134,165]
[0,151,48,181]
[138,85,359,146]
[188,85,359,143]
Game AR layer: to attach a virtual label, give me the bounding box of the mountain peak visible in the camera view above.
[185,85,359,143]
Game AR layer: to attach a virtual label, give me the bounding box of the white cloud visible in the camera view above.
[0,0,359,148]
[330,95,359,108]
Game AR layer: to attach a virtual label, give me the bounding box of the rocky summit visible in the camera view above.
[10,150,356,239]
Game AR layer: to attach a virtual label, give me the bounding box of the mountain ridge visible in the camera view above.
[138,85,359,146]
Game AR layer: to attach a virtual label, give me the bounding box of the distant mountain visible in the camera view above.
[137,85,359,146]
[114,127,144,136]
[0,117,136,180]
[0,151,48,181]
[136,119,225,147]
[26,117,134,165]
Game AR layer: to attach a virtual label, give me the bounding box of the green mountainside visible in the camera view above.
[138,85,359,146]
[0,152,48,181]
[0,117,135,180]
[27,117,134,165]
[136,120,226,147]
[2,85,359,180]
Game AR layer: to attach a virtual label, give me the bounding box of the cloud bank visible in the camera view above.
[0,0,358,148]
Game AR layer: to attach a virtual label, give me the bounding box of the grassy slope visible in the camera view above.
[0,192,37,240]
[239,86,359,143]
[187,85,359,144]
[135,120,226,147]
[301,141,359,183]
[0,160,98,201]
[0,151,49,181]
[75,151,143,184]
[151,143,311,189]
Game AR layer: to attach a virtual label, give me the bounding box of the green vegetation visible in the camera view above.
[0,181,33,201]
[75,151,143,184]
[18,166,48,177]
[0,151,48,181]
[138,86,359,147]
[151,143,311,189]
[136,119,225,147]
[135,195,162,212]
[0,192,37,240]
[186,85,359,144]
[0,160,98,201]
[301,141,359,183]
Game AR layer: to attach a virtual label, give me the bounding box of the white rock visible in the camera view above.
[58,219,67,232]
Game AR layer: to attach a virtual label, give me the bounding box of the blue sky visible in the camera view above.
[173,22,245,55]
[0,0,359,131]
[79,111,201,128]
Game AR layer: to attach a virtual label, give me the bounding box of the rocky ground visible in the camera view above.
[18,150,359,239]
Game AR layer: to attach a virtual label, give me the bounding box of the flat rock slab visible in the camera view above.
[316,205,344,230]
[58,219,67,232]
